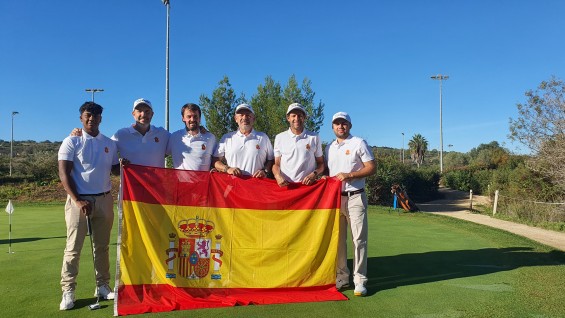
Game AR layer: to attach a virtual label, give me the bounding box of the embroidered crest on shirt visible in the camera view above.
[201,144,206,151]
[154,137,159,143]
[256,144,260,150]
[105,147,109,153]
[306,144,311,150]
[345,149,351,155]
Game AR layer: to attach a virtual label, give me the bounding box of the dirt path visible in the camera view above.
[417,188,565,251]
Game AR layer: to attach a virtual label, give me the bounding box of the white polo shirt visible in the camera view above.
[111,124,170,167]
[167,129,217,171]
[326,135,374,192]
[58,132,119,195]
[274,128,323,182]
[214,129,274,176]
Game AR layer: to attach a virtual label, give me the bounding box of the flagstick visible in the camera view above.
[8,211,14,254]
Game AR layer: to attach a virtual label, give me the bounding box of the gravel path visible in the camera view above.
[417,187,565,251]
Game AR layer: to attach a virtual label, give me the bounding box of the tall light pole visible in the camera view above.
[85,88,104,102]
[431,74,449,173]
[401,132,405,163]
[10,111,19,177]
[162,0,170,131]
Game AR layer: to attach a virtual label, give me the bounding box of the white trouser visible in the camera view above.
[336,192,368,285]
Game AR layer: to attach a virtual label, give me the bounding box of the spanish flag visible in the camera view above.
[115,164,346,316]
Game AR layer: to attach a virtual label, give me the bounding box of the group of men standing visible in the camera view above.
[57,98,375,310]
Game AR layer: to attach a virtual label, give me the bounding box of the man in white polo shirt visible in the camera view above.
[272,103,324,186]
[111,98,169,167]
[167,103,217,171]
[213,103,274,177]
[325,112,376,297]
[58,102,120,310]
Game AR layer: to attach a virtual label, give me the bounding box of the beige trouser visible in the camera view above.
[60,193,114,292]
[336,192,368,286]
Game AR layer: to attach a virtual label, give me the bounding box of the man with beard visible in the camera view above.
[167,103,217,171]
[325,112,375,297]
[213,103,274,177]
[272,102,324,187]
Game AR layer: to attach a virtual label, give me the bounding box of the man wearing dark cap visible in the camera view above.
[213,103,274,177]
[272,103,324,186]
[326,111,376,297]
[58,102,120,310]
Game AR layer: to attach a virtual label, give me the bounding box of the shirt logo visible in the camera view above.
[105,147,109,153]
[256,144,260,150]
[345,149,351,155]
[202,144,206,151]
[155,137,160,143]
[306,144,311,151]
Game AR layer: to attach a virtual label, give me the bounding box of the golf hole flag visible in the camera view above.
[115,164,346,315]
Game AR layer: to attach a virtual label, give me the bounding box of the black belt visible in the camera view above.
[341,189,364,196]
[79,191,110,196]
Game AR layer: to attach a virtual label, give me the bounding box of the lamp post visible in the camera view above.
[162,0,170,131]
[85,88,104,102]
[401,132,405,163]
[430,74,449,173]
[10,111,19,177]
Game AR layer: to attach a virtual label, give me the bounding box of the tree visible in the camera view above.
[509,76,565,192]
[200,76,246,139]
[408,134,428,168]
[252,75,325,141]
[467,141,509,168]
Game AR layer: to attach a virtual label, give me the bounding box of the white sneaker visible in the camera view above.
[336,279,350,291]
[354,283,367,297]
[94,284,115,300]
[59,291,75,310]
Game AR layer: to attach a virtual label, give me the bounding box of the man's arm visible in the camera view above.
[58,160,92,215]
[272,156,288,187]
[335,159,376,181]
[302,156,325,185]
[213,156,242,176]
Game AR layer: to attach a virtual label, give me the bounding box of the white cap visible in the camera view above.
[133,98,153,111]
[286,102,307,116]
[332,112,351,124]
[235,103,254,114]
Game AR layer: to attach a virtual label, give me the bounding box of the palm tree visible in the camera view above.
[408,134,428,168]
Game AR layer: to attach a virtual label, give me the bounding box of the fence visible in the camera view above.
[492,190,565,224]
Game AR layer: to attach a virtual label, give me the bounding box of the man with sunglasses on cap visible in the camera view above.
[213,103,274,177]
[326,111,375,297]
[272,102,324,187]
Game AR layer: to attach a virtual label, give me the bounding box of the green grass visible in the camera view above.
[1,204,564,317]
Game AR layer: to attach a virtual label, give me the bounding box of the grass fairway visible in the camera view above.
[1,204,564,318]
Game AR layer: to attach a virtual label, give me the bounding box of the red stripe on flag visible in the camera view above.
[121,164,341,210]
[117,284,347,316]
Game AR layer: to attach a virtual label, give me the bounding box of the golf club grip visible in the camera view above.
[86,216,92,236]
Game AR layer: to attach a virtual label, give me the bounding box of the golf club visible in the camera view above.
[86,215,101,310]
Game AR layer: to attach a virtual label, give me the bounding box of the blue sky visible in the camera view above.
[1,0,564,154]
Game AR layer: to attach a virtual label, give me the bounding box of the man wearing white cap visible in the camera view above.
[272,103,324,186]
[326,111,375,297]
[167,103,217,171]
[71,98,170,167]
[213,103,274,177]
[111,98,170,167]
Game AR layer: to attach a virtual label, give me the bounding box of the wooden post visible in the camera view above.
[469,190,473,211]
[493,190,499,215]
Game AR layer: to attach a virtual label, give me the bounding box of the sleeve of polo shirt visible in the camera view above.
[314,134,323,157]
[57,136,75,161]
[214,134,227,157]
[111,142,119,165]
[273,135,282,158]
[359,139,375,162]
